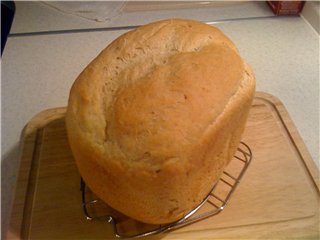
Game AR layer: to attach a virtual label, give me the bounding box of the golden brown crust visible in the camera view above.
[66,19,256,224]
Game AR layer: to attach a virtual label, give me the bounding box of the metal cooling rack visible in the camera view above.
[80,142,252,239]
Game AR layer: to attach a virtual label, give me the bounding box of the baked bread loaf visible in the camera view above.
[66,19,255,224]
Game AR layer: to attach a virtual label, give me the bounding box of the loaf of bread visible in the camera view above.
[66,19,255,224]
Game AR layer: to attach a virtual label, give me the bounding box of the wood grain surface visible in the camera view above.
[6,92,320,239]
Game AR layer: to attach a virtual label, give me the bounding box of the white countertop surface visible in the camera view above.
[1,1,319,237]
[10,1,274,33]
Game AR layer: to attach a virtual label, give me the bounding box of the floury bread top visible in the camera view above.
[66,19,255,224]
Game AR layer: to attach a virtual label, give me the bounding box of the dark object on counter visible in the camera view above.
[267,1,305,15]
[1,1,15,55]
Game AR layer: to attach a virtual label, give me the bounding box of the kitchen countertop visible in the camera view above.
[1,1,319,238]
[10,1,275,33]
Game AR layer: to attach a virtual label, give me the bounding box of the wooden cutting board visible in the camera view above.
[6,92,319,239]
